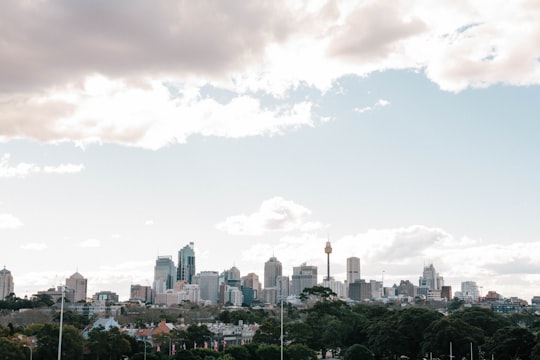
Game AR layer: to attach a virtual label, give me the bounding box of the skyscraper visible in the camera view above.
[177,242,196,284]
[66,271,87,302]
[346,257,361,285]
[291,263,317,295]
[194,271,219,305]
[153,256,176,294]
[264,256,282,289]
[0,266,14,300]
[419,263,444,290]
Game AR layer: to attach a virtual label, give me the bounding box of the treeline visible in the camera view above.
[2,286,540,359]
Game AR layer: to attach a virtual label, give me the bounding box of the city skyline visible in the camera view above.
[1,1,540,302]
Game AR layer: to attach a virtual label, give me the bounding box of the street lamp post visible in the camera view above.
[57,285,66,360]
[164,335,172,356]
[23,344,32,360]
[137,339,151,360]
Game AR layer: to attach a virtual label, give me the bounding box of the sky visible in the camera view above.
[1,0,540,302]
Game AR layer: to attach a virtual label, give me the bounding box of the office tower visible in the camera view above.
[194,271,219,305]
[461,281,480,302]
[276,275,290,298]
[397,280,418,298]
[348,280,372,302]
[346,257,361,285]
[264,256,282,289]
[0,266,14,300]
[177,242,196,284]
[291,263,317,295]
[226,266,241,288]
[242,272,261,299]
[66,272,88,302]
[441,285,452,301]
[324,240,332,281]
[130,284,153,303]
[153,256,176,294]
[419,263,444,290]
[322,278,345,298]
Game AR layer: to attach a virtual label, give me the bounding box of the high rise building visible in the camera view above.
[226,266,241,288]
[346,257,361,285]
[177,242,196,284]
[264,256,282,289]
[291,263,317,295]
[130,284,153,303]
[419,263,444,290]
[276,275,290,298]
[153,256,176,294]
[66,272,88,302]
[461,281,480,302]
[194,271,219,305]
[0,267,14,300]
[242,272,261,299]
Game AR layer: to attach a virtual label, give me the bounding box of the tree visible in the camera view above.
[0,337,25,360]
[224,345,251,360]
[450,307,510,337]
[484,326,536,360]
[286,343,317,360]
[421,317,484,360]
[343,344,374,360]
[392,307,442,359]
[87,326,133,359]
[36,323,84,360]
[253,318,280,345]
[256,344,284,360]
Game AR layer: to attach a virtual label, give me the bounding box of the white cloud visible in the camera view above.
[354,98,390,113]
[0,213,23,229]
[144,220,155,226]
[216,196,324,235]
[43,163,85,174]
[239,225,540,300]
[20,242,48,251]
[80,238,101,248]
[0,153,84,177]
[0,154,40,178]
[0,1,538,147]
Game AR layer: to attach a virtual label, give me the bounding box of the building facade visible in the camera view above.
[290,263,317,295]
[194,271,219,305]
[346,257,361,286]
[153,256,176,294]
[177,242,196,284]
[66,272,88,302]
[264,256,282,289]
[0,267,14,300]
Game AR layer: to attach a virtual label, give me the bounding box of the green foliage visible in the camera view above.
[286,343,317,360]
[52,310,91,329]
[343,344,374,360]
[36,323,83,360]
[0,337,25,360]
[484,326,536,360]
[224,345,251,360]
[87,326,133,359]
[450,307,510,337]
[253,318,280,345]
[256,344,284,360]
[421,317,484,359]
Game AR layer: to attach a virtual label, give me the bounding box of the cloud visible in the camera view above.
[43,163,85,174]
[354,99,390,113]
[144,220,155,226]
[216,196,324,235]
[0,1,539,148]
[0,213,23,229]
[20,242,48,251]
[0,154,40,178]
[239,225,540,299]
[0,153,84,177]
[80,238,101,248]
